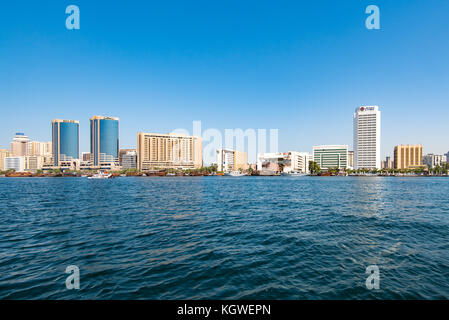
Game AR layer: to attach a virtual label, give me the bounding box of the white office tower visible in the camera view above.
[353,106,381,170]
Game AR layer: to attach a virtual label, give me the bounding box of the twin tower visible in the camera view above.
[51,116,119,167]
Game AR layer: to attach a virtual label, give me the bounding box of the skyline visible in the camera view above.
[2,104,448,164]
[1,1,449,158]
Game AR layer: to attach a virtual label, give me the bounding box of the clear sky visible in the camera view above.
[1,0,448,162]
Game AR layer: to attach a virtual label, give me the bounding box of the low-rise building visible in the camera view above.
[257,151,312,174]
[313,145,348,170]
[423,153,444,168]
[287,152,312,173]
[119,149,135,166]
[257,152,287,174]
[122,150,137,170]
[24,155,44,172]
[4,156,26,172]
[216,149,248,172]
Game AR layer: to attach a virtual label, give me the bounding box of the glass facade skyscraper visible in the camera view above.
[51,119,79,166]
[90,116,119,166]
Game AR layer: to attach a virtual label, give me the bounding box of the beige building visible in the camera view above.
[287,152,312,173]
[28,141,52,156]
[394,144,423,169]
[216,149,248,172]
[0,149,10,171]
[137,132,202,170]
[234,151,248,171]
[25,156,45,172]
[348,151,354,168]
[10,133,29,156]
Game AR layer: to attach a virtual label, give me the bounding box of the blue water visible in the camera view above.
[0,176,448,299]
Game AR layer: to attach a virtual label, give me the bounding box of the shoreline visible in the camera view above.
[1,174,448,178]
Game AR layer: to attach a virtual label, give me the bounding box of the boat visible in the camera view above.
[88,172,113,179]
[225,171,246,177]
[259,170,279,176]
[281,171,306,176]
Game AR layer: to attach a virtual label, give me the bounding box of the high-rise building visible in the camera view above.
[394,144,423,169]
[90,116,120,167]
[52,119,80,166]
[0,149,10,171]
[216,149,248,172]
[353,106,381,170]
[423,153,443,168]
[137,132,202,170]
[10,133,30,156]
[28,141,52,156]
[313,145,348,170]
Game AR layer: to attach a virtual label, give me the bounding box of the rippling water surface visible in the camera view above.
[0,176,448,299]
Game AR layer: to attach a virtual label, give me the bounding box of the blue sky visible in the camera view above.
[1,0,448,161]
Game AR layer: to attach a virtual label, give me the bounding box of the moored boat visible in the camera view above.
[225,171,246,177]
[281,171,306,176]
[88,172,113,179]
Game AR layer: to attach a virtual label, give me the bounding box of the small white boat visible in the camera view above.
[281,171,306,177]
[88,172,113,179]
[225,171,246,177]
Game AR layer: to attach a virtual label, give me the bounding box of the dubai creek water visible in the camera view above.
[0,176,448,299]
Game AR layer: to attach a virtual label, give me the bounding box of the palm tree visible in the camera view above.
[309,161,321,175]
